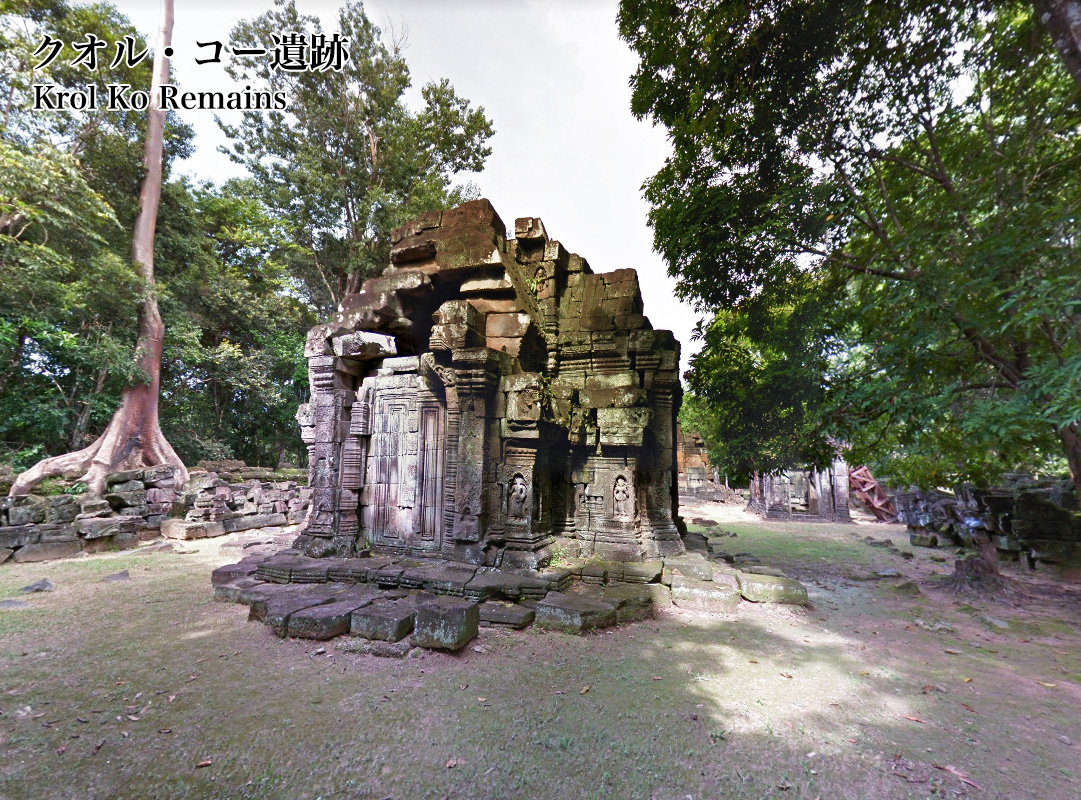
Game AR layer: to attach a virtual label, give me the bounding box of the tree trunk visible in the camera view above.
[10,0,187,497]
[1059,421,1081,498]
[946,531,1009,595]
[1034,0,1081,91]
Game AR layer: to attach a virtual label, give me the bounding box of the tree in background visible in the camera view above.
[221,0,494,313]
[620,1,1081,504]
[9,0,186,495]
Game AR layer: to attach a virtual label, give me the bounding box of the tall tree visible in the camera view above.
[11,0,187,495]
[220,0,494,313]
[619,0,1081,502]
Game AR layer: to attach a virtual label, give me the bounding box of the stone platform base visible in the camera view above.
[211,546,808,649]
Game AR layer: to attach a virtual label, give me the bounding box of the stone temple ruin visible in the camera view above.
[293,199,684,568]
[209,200,812,649]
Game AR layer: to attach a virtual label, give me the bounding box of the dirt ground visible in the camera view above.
[2,503,1080,800]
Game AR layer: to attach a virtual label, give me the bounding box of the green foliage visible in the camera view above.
[220,0,494,312]
[622,0,1081,490]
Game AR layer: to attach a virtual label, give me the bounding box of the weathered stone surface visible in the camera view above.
[222,513,288,534]
[644,583,672,608]
[664,553,713,582]
[161,519,225,540]
[736,572,808,605]
[745,565,786,578]
[249,583,347,637]
[614,560,657,584]
[601,583,654,623]
[411,596,480,650]
[212,561,260,587]
[0,526,38,549]
[910,532,939,547]
[21,578,55,593]
[214,577,262,603]
[350,598,415,642]
[0,548,12,564]
[479,601,535,628]
[290,198,684,569]
[535,591,616,634]
[463,571,525,602]
[671,575,740,613]
[12,541,82,562]
[288,590,381,640]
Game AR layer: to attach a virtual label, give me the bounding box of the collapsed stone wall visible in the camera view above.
[294,199,684,567]
[0,463,310,564]
[898,478,1081,572]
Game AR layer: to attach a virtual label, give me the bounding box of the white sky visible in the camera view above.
[113,0,702,374]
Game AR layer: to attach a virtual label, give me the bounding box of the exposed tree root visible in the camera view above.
[941,554,1017,599]
[10,384,188,496]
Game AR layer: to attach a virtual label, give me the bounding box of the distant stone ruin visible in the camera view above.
[294,199,684,568]
[747,463,851,523]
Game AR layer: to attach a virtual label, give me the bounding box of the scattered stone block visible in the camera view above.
[910,532,939,547]
[479,601,535,629]
[535,567,574,592]
[422,566,478,596]
[622,559,663,584]
[12,542,82,562]
[644,583,672,608]
[160,519,225,540]
[288,590,381,640]
[745,565,786,578]
[350,598,415,642]
[534,591,616,634]
[736,572,808,605]
[249,583,347,637]
[601,583,653,623]
[671,575,740,613]
[412,596,480,650]
[102,570,130,582]
[21,578,55,593]
[214,577,261,603]
[463,571,524,602]
[223,513,288,533]
[664,553,713,581]
[338,638,413,658]
[211,561,260,587]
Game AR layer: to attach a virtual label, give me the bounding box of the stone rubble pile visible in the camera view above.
[896,478,1081,573]
[0,463,310,565]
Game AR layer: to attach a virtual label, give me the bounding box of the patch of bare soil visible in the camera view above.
[1,510,1079,799]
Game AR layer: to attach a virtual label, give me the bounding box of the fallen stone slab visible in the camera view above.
[744,565,786,578]
[422,566,478,596]
[910,533,939,547]
[248,583,349,636]
[77,515,143,540]
[326,559,374,583]
[13,542,82,562]
[102,570,130,583]
[214,577,262,603]
[160,519,225,540]
[211,560,260,587]
[534,591,616,634]
[479,601,535,629]
[222,513,288,533]
[463,571,524,602]
[287,589,382,640]
[601,583,654,623]
[254,555,319,584]
[0,548,12,564]
[21,578,55,593]
[671,575,740,613]
[622,559,663,584]
[350,598,415,642]
[535,567,574,592]
[412,596,480,651]
[664,553,713,582]
[0,599,30,609]
[337,638,413,659]
[644,583,672,608]
[736,572,808,605]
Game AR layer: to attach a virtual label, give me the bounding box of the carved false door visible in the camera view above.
[364,385,444,554]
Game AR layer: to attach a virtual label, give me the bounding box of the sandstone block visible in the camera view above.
[350,599,416,642]
[411,596,480,651]
[534,592,616,634]
[671,575,740,613]
[12,541,82,562]
[736,572,808,605]
[601,584,654,623]
[160,519,225,540]
[664,553,713,581]
[479,601,535,629]
[288,591,380,640]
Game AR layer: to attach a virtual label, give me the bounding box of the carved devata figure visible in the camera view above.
[293,198,685,567]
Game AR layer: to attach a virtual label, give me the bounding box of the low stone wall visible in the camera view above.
[0,464,310,564]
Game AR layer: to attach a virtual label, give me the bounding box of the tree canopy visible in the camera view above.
[621,0,1081,493]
